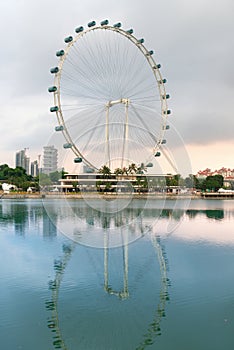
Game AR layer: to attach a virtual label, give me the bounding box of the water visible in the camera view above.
[0,198,234,350]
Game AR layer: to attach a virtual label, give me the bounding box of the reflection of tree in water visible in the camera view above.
[160,209,185,221]
[54,204,151,245]
[74,206,146,231]
[45,233,170,350]
[204,209,224,220]
[160,208,225,221]
[186,209,199,219]
[186,209,224,220]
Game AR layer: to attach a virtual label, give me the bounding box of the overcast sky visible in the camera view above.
[0,0,233,173]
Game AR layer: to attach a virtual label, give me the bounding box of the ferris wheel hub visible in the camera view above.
[106,98,130,108]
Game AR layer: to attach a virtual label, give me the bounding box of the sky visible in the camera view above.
[0,0,233,174]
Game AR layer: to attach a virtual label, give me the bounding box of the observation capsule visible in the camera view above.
[126,28,134,34]
[161,139,167,144]
[88,21,96,27]
[148,50,154,55]
[159,78,167,84]
[100,19,109,26]
[48,86,57,93]
[113,22,121,28]
[155,152,161,157]
[146,162,153,167]
[138,38,144,44]
[163,125,170,130]
[164,109,171,115]
[63,143,72,149]
[156,64,161,69]
[74,157,82,163]
[56,50,65,57]
[55,125,64,131]
[75,26,84,33]
[50,106,59,112]
[50,67,59,74]
[162,94,170,99]
[64,36,73,43]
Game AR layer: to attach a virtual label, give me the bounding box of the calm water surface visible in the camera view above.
[0,198,234,350]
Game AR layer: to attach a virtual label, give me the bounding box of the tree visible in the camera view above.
[128,163,137,174]
[61,168,68,179]
[39,173,52,187]
[49,171,61,183]
[135,175,148,193]
[98,165,111,178]
[0,164,32,188]
[204,175,223,192]
[98,165,112,192]
[136,163,147,174]
[72,181,79,192]
[166,174,177,186]
[184,174,194,188]
[114,167,123,176]
[122,167,129,176]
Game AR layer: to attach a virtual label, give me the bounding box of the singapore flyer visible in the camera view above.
[48,19,171,172]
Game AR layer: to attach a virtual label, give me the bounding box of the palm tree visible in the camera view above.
[98,165,112,193]
[128,163,137,174]
[122,167,129,176]
[98,165,111,178]
[136,163,147,174]
[114,167,124,176]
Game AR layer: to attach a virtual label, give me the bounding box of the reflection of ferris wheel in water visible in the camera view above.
[46,236,170,350]
[48,20,171,171]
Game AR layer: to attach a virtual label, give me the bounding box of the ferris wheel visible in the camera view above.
[48,20,171,172]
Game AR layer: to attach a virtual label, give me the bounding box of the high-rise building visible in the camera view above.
[31,160,39,177]
[15,149,30,174]
[15,149,25,168]
[43,145,58,174]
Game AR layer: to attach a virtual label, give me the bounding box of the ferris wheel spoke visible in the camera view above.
[79,114,104,154]
[62,63,106,98]
[131,105,158,143]
[131,103,162,117]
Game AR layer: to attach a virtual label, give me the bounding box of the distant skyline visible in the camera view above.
[0,0,233,173]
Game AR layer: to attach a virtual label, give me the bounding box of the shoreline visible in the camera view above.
[0,192,233,200]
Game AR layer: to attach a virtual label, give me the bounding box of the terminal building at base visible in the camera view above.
[56,172,177,193]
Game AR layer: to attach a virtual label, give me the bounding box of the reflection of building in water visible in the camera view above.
[0,201,29,236]
[43,212,57,238]
[0,201,49,236]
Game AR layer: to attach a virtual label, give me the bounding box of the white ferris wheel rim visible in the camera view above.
[50,22,170,171]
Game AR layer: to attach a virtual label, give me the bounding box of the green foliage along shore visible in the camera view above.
[0,163,224,192]
[0,164,36,191]
[0,164,66,191]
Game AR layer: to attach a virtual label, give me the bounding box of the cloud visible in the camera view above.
[0,0,233,169]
